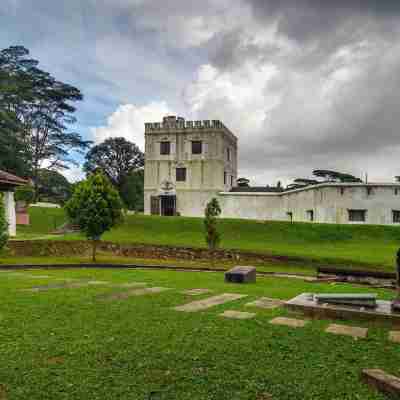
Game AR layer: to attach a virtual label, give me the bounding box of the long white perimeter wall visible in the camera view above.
[218,184,400,225]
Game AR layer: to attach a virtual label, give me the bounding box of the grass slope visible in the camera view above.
[14,208,400,270]
[16,207,66,239]
[0,268,398,399]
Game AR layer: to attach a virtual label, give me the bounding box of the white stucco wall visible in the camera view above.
[3,191,16,236]
[217,184,400,225]
[218,192,284,220]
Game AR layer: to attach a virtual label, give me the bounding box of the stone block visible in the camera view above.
[269,317,307,328]
[314,293,377,308]
[220,310,256,319]
[245,297,284,309]
[225,266,256,283]
[362,369,400,398]
[181,288,213,296]
[389,331,400,343]
[174,293,247,312]
[325,323,368,339]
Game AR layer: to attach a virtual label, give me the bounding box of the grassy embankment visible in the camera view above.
[0,267,398,399]
[4,206,400,273]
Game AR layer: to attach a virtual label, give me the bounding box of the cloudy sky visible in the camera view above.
[2,0,400,184]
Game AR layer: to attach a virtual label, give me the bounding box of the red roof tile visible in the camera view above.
[0,170,28,186]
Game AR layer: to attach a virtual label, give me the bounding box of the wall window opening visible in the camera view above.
[348,209,366,222]
[191,141,202,155]
[160,141,170,155]
[393,210,400,223]
[307,210,314,222]
[176,168,186,182]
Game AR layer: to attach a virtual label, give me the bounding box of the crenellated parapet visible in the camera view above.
[145,115,231,134]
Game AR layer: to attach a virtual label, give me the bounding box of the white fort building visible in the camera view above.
[144,116,400,225]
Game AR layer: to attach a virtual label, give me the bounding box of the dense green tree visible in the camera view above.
[36,169,72,204]
[65,173,123,261]
[312,169,362,183]
[0,194,8,251]
[15,185,35,204]
[204,198,222,251]
[237,177,250,187]
[84,137,144,192]
[0,45,91,191]
[120,169,144,211]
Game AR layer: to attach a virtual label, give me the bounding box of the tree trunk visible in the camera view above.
[92,239,98,262]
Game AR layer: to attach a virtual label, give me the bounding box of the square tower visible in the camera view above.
[144,116,238,217]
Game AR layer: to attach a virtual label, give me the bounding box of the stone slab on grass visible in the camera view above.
[225,266,256,283]
[116,282,148,288]
[181,288,213,296]
[389,331,400,343]
[220,310,256,319]
[269,317,307,328]
[102,287,171,301]
[174,293,247,312]
[87,281,109,285]
[325,323,368,339]
[362,369,400,398]
[246,297,284,309]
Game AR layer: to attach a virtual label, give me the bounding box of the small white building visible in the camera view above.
[0,170,27,236]
[144,116,400,225]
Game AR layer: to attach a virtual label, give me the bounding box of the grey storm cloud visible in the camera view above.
[2,0,400,183]
[197,0,400,183]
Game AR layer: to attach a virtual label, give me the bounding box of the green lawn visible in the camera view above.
[16,207,66,239]
[0,267,398,399]
[13,207,400,270]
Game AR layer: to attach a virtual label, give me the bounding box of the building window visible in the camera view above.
[348,209,366,222]
[340,187,344,196]
[226,148,231,161]
[393,210,400,223]
[160,141,170,155]
[191,140,202,154]
[367,187,373,196]
[395,189,399,195]
[230,175,233,186]
[176,168,186,182]
[307,210,314,222]
[224,171,227,185]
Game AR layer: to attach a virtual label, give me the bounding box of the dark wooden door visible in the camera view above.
[160,195,176,216]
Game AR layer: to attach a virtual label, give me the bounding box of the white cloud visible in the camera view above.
[63,166,85,183]
[185,62,280,135]
[90,101,174,150]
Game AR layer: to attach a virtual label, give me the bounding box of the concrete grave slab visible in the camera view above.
[87,281,109,285]
[362,369,400,398]
[101,287,171,301]
[389,331,400,343]
[220,310,256,319]
[269,317,307,328]
[225,266,256,283]
[245,297,284,309]
[325,324,368,339]
[285,293,400,324]
[181,288,213,296]
[174,293,247,312]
